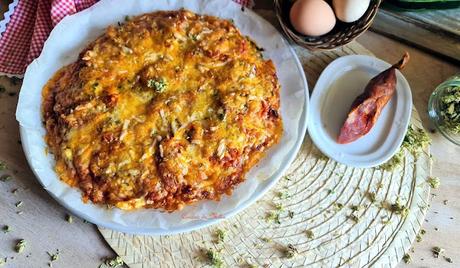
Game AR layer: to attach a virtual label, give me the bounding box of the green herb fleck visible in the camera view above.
[277,191,290,199]
[15,201,23,208]
[2,225,11,233]
[0,175,12,182]
[203,249,224,268]
[260,237,272,243]
[348,214,359,223]
[432,246,445,258]
[380,125,430,171]
[334,203,344,211]
[350,205,363,212]
[0,161,6,171]
[66,214,73,224]
[327,189,335,195]
[15,239,26,253]
[366,191,376,203]
[99,256,124,268]
[403,253,411,264]
[390,199,410,218]
[305,229,314,239]
[47,251,59,262]
[427,176,440,189]
[283,244,298,259]
[288,211,294,219]
[445,256,453,263]
[416,229,426,242]
[214,229,225,244]
[147,78,167,93]
[274,203,283,211]
[265,211,280,224]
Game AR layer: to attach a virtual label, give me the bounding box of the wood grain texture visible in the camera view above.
[99,41,432,268]
[371,8,460,62]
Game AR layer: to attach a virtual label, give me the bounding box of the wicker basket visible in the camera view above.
[275,0,382,51]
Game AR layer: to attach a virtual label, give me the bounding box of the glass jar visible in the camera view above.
[428,75,460,146]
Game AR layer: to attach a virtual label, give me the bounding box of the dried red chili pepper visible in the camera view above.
[337,52,410,144]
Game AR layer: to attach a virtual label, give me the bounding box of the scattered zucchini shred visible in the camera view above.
[0,160,7,171]
[283,244,298,259]
[347,214,359,223]
[379,125,431,171]
[203,248,224,268]
[273,203,283,211]
[305,229,314,239]
[366,191,376,203]
[0,175,12,182]
[266,202,284,224]
[265,211,281,224]
[416,229,426,242]
[214,229,225,244]
[99,256,124,268]
[277,191,290,199]
[432,246,445,258]
[402,253,411,264]
[66,214,73,224]
[390,199,410,218]
[260,237,272,243]
[47,251,59,262]
[334,202,344,211]
[427,176,441,189]
[15,239,26,253]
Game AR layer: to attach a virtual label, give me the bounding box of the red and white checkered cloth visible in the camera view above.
[0,0,254,76]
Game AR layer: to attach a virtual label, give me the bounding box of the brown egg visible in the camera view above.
[289,0,336,37]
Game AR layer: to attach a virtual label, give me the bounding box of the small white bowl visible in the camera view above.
[308,55,412,168]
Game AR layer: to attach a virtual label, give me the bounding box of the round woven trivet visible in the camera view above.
[98,41,431,268]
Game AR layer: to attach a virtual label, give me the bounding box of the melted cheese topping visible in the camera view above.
[42,10,282,211]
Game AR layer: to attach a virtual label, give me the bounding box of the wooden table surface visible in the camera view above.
[0,1,459,268]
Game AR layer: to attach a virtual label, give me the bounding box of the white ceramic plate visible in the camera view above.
[308,55,412,168]
[16,0,308,235]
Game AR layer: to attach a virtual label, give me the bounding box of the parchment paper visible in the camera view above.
[16,0,308,234]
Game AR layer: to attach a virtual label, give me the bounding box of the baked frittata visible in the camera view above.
[42,10,282,211]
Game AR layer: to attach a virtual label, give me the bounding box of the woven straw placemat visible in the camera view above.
[98,41,431,268]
